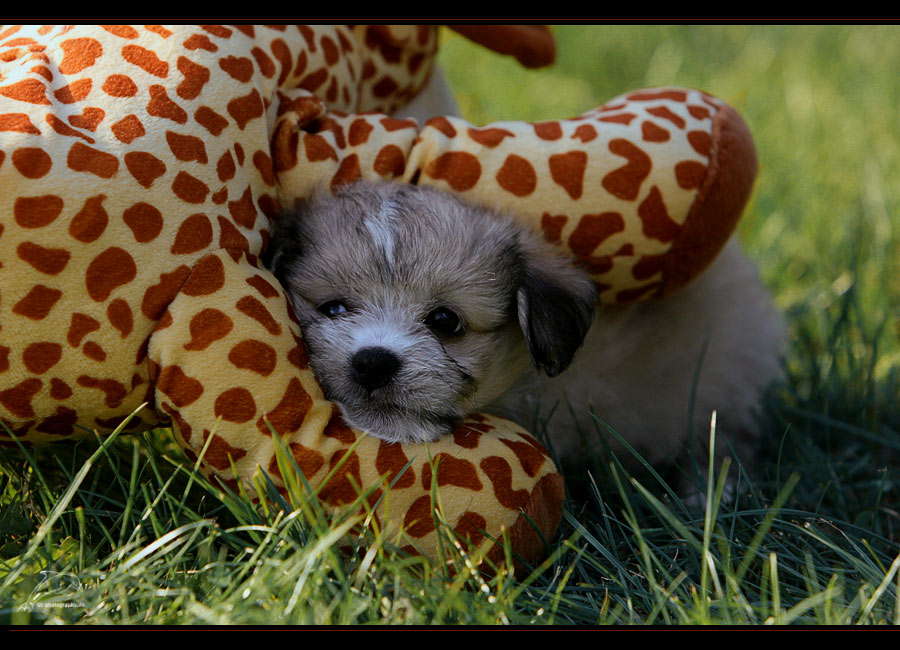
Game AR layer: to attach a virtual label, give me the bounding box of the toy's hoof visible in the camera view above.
[659,103,758,297]
[486,471,565,575]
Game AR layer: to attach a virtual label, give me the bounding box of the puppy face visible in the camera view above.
[265,182,596,444]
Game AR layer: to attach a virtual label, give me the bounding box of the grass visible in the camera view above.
[2,25,899,625]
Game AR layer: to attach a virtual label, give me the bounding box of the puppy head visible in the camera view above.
[265,181,596,443]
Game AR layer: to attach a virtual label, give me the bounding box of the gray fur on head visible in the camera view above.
[265,181,597,444]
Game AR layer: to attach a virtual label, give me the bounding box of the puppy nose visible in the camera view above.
[351,347,400,391]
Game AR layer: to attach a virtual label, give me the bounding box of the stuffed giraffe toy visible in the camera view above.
[0,25,756,570]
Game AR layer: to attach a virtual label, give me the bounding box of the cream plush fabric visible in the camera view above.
[0,25,756,568]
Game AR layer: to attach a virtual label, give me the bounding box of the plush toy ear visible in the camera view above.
[516,242,597,377]
[448,25,556,68]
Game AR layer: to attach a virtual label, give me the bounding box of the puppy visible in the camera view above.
[265,181,785,475]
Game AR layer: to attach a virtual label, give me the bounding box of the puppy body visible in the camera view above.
[489,236,785,471]
[266,181,784,472]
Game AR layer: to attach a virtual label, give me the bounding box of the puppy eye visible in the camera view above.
[317,300,349,318]
[425,307,464,336]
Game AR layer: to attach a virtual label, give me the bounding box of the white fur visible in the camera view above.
[363,199,400,269]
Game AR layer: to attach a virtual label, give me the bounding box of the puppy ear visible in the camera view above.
[516,244,597,377]
[262,206,305,278]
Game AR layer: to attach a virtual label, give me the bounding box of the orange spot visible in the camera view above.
[11,147,52,178]
[185,308,233,351]
[111,114,145,144]
[67,142,119,178]
[14,195,63,228]
[17,241,70,275]
[425,151,481,191]
[549,150,587,200]
[171,213,213,254]
[85,247,137,301]
[13,285,62,320]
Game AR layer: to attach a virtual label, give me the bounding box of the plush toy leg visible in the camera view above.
[275,86,757,305]
[147,249,563,571]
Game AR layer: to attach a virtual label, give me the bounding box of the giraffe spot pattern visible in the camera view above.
[157,365,203,407]
[0,379,43,418]
[67,313,100,347]
[172,171,210,204]
[68,107,105,132]
[235,296,281,335]
[123,202,164,242]
[468,126,515,147]
[14,195,63,228]
[0,79,50,105]
[480,456,529,510]
[76,375,127,408]
[0,27,746,566]
[375,440,416,488]
[403,495,436,538]
[201,428,248,470]
[17,241,70,274]
[147,85,188,124]
[23,342,62,374]
[568,212,626,258]
[176,56,210,100]
[141,265,191,320]
[13,285,62,320]
[637,186,681,243]
[213,387,256,423]
[48,115,94,143]
[82,341,106,361]
[102,74,138,97]
[49,378,73,400]
[58,38,102,74]
[322,406,357,444]
[548,150,587,200]
[217,216,250,253]
[675,160,707,190]
[540,213,567,244]
[498,437,547,478]
[181,255,225,296]
[171,213,213,254]
[226,88,264,130]
[124,151,166,187]
[37,407,78,436]
[0,112,42,134]
[267,440,325,481]
[69,195,109,243]
[227,186,256,228]
[425,151,481,191]
[107,299,133,337]
[184,308,233,350]
[194,105,228,135]
[453,511,488,547]
[256,377,310,436]
[11,147,52,177]
[228,339,276,376]
[602,139,652,201]
[319,449,363,506]
[67,142,119,178]
[54,79,92,104]
[421,453,483,491]
[166,130,208,163]
[496,154,536,196]
[373,144,405,177]
[111,114,145,143]
[85,247,137,301]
